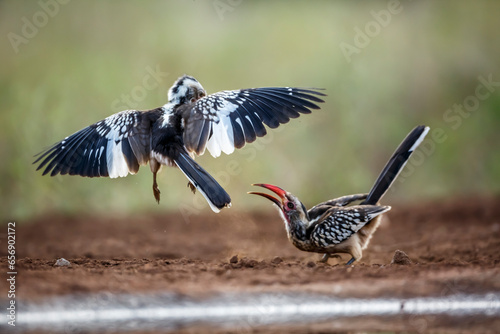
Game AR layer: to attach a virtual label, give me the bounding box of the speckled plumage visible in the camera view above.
[250,125,430,264]
[310,206,390,247]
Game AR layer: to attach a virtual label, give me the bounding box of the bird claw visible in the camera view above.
[187,182,196,194]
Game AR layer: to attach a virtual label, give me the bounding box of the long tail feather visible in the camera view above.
[174,152,231,212]
[362,125,430,205]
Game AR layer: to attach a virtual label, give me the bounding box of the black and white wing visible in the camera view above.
[310,205,390,247]
[34,109,162,178]
[307,193,368,221]
[180,87,325,157]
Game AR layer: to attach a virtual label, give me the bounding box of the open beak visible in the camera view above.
[248,183,287,209]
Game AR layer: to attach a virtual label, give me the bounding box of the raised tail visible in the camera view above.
[174,151,231,213]
[362,125,430,205]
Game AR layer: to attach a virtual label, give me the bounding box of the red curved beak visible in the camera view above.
[248,183,287,209]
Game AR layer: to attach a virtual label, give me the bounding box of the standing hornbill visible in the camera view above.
[34,75,325,212]
[249,125,429,264]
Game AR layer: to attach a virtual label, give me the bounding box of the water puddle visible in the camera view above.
[10,292,500,332]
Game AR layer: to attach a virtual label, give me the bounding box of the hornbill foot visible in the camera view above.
[187,182,196,194]
[346,257,356,265]
[153,184,161,204]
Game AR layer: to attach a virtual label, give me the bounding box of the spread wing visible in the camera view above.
[310,205,390,247]
[179,87,325,157]
[34,109,162,178]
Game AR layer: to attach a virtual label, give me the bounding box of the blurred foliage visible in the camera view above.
[1,1,499,221]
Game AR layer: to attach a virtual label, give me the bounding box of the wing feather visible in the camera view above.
[229,112,246,149]
[48,127,95,176]
[311,206,390,246]
[34,109,161,178]
[308,193,369,220]
[249,91,306,117]
[181,87,325,157]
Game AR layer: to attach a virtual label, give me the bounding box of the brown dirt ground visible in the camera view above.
[2,196,499,303]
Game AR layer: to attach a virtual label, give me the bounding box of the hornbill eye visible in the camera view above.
[287,202,295,210]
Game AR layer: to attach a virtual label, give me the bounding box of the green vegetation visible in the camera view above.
[1,1,499,220]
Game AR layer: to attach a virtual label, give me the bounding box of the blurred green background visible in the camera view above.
[1,1,499,221]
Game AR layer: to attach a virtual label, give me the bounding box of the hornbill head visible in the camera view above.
[249,184,309,224]
[168,75,206,105]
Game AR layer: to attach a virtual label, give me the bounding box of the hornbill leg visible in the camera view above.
[153,172,161,204]
[150,159,161,204]
[187,182,196,194]
[319,254,330,263]
[346,257,356,265]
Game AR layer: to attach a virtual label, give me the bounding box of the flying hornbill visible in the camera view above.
[249,125,429,264]
[34,75,325,212]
